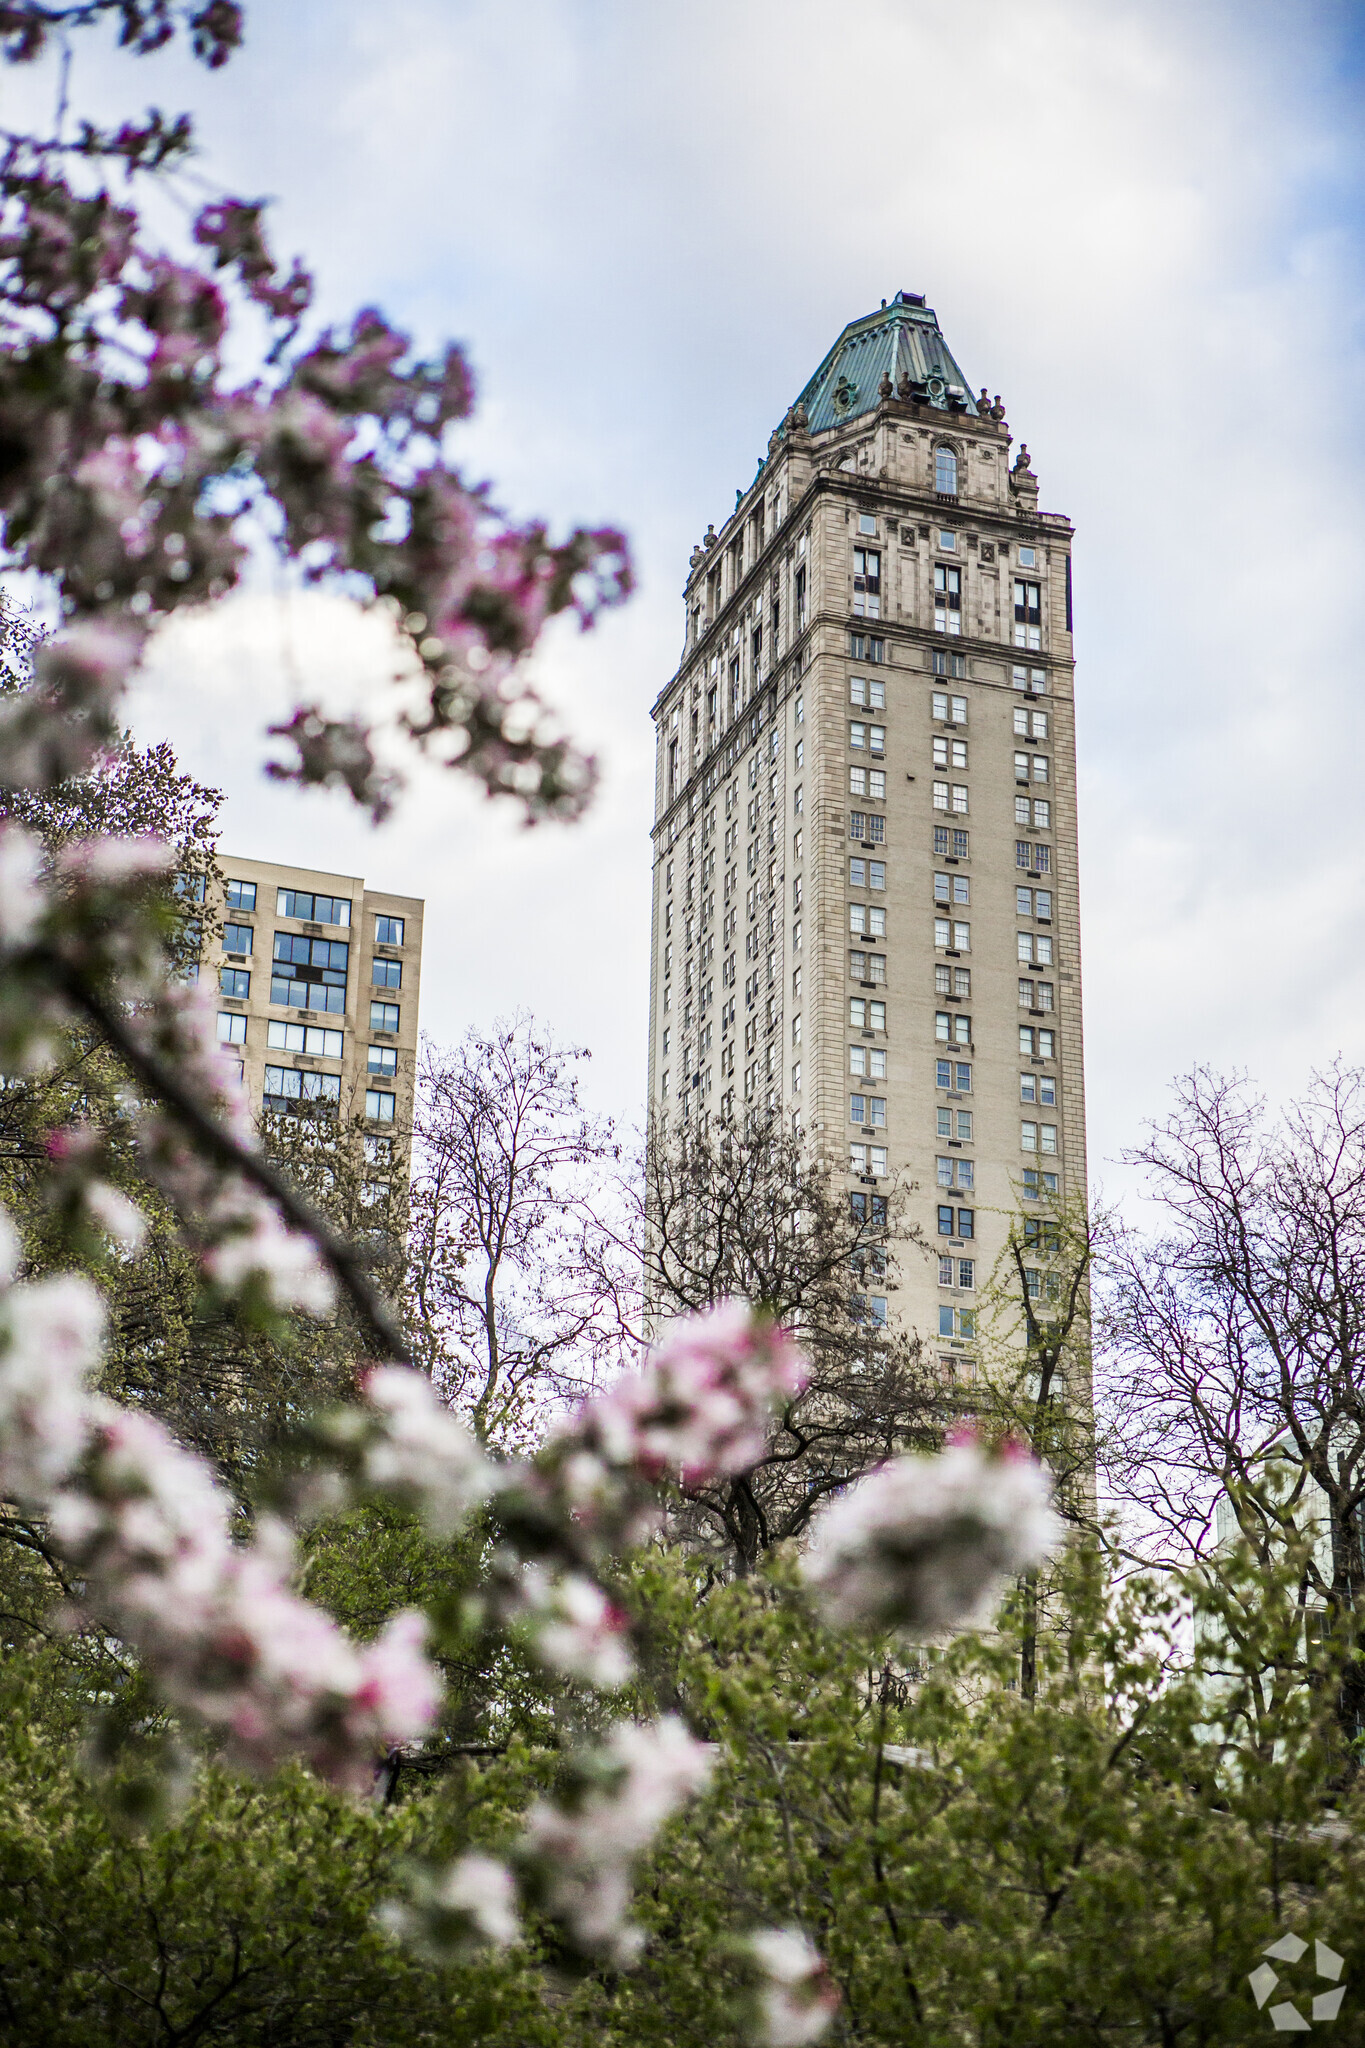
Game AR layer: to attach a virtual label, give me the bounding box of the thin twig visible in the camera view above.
[53,961,410,1361]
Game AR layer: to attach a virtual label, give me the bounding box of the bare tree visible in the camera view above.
[579,1109,941,1574]
[1098,1064,1365,1757]
[975,1190,1097,1697]
[405,1019,620,1446]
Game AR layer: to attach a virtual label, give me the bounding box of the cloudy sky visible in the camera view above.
[47,0,1365,1195]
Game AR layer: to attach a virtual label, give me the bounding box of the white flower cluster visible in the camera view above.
[360,1365,497,1534]
[507,1561,634,1690]
[802,1439,1062,1636]
[746,1928,841,2048]
[0,1219,441,1789]
[561,1300,809,1491]
[520,1715,713,1963]
[379,1851,521,1957]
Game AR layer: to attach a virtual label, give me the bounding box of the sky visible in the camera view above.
[35,0,1365,1200]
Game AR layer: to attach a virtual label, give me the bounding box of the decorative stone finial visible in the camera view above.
[703,523,718,549]
[878,371,893,399]
[896,372,912,401]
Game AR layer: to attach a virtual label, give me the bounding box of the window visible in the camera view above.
[795,694,804,724]
[1020,1072,1057,1106]
[848,766,886,799]
[937,1205,955,1236]
[216,1011,247,1044]
[849,675,886,709]
[1016,887,1053,919]
[933,826,970,860]
[175,872,207,904]
[849,950,886,984]
[937,529,956,551]
[932,650,967,679]
[932,736,968,770]
[938,1205,974,1238]
[934,563,961,635]
[931,690,968,723]
[935,445,958,495]
[225,879,257,912]
[848,811,884,842]
[368,1044,398,1075]
[933,873,970,904]
[1014,706,1049,740]
[933,964,971,998]
[1016,839,1051,874]
[935,1010,971,1045]
[1018,544,1036,568]
[937,1157,974,1189]
[849,904,886,938]
[371,1000,399,1033]
[849,1191,889,1225]
[263,1067,341,1113]
[1032,798,1050,829]
[1021,1121,1038,1152]
[792,1061,801,1093]
[1023,1169,1059,1200]
[850,1046,887,1079]
[1012,664,1048,696]
[372,957,402,990]
[222,922,253,955]
[958,1259,975,1289]
[853,548,881,617]
[936,1059,972,1090]
[848,633,884,662]
[1014,751,1031,784]
[938,1307,976,1339]
[271,932,349,1012]
[850,1094,865,1125]
[936,1107,973,1141]
[219,966,250,999]
[848,997,886,1031]
[1017,932,1054,966]
[868,725,885,755]
[276,889,351,926]
[1040,1124,1058,1155]
[850,721,865,750]
[1024,1218,1060,1251]
[1013,579,1042,649]
[268,1020,343,1058]
[375,915,405,945]
[366,1088,396,1123]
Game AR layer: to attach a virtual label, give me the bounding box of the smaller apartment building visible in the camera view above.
[202,853,423,1187]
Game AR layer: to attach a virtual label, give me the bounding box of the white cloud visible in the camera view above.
[110,0,1365,1173]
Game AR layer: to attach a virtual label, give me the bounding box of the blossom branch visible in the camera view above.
[47,955,410,1360]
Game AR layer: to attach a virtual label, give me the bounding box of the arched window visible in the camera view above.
[935,446,958,495]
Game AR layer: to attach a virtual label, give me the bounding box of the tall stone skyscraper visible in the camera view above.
[647,292,1086,1377]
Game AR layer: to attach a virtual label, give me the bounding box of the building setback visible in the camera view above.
[205,853,423,1191]
[647,292,1087,1379]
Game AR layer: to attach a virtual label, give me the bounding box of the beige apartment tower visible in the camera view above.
[206,854,423,1188]
[647,293,1086,1373]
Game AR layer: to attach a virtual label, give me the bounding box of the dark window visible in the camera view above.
[375,915,405,946]
[371,1000,400,1033]
[263,1066,341,1116]
[219,966,250,1000]
[276,889,351,927]
[957,1208,974,1238]
[937,1204,955,1236]
[225,879,257,912]
[372,957,402,990]
[271,932,349,1014]
[222,922,253,955]
[175,872,206,904]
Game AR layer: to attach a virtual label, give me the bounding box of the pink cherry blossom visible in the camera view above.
[745,1929,840,2048]
[520,1716,712,1962]
[359,1365,496,1534]
[0,825,43,947]
[802,1440,1062,1636]
[562,1301,809,1489]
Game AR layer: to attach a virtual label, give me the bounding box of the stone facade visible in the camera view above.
[646,293,1087,1375]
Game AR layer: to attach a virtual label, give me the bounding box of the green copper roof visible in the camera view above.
[794,292,978,435]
